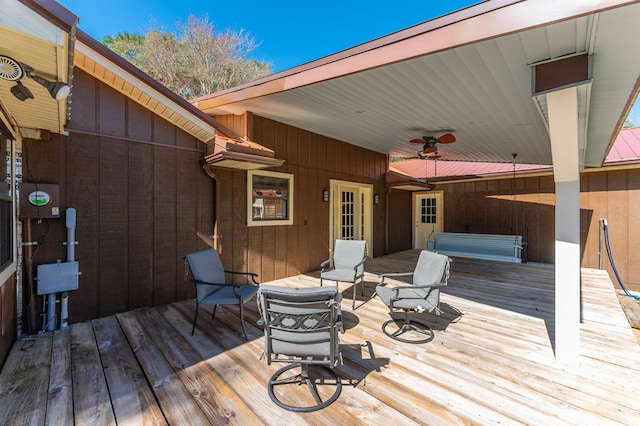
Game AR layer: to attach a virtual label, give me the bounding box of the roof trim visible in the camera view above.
[18,0,78,33]
[193,0,635,114]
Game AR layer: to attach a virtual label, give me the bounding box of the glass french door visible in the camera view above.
[330,180,372,252]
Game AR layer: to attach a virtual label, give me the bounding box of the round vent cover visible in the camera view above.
[0,55,24,81]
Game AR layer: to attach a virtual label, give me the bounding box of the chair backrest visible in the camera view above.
[333,239,366,275]
[258,285,340,367]
[413,250,451,308]
[413,250,450,286]
[184,248,225,301]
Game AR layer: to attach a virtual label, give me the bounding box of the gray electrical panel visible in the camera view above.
[36,261,79,295]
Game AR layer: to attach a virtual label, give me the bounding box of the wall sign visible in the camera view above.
[28,190,51,206]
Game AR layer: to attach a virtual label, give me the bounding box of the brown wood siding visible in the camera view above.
[21,69,212,326]
[214,114,388,281]
[0,273,16,369]
[387,189,413,253]
[421,169,640,292]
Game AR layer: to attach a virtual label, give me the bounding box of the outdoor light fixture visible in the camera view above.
[30,74,71,100]
[374,194,379,204]
[10,80,34,101]
[0,54,70,101]
[322,189,329,202]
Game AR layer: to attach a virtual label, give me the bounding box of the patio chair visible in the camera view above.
[320,239,368,309]
[257,284,343,412]
[376,250,450,343]
[184,248,259,340]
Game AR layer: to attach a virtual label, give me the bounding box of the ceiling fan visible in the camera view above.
[410,133,456,159]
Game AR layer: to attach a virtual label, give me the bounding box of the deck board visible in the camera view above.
[92,315,166,426]
[1,251,640,425]
[46,328,73,426]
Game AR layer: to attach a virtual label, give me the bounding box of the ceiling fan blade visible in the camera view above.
[428,154,442,159]
[438,133,456,144]
[421,146,437,154]
[409,138,425,144]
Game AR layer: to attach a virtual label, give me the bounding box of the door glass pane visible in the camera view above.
[421,197,437,224]
[341,190,355,240]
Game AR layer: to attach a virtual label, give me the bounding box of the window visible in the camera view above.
[0,138,13,270]
[421,197,437,224]
[247,170,293,226]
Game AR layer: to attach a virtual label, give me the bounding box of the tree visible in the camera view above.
[101,14,272,99]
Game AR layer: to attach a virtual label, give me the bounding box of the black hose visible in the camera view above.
[603,221,640,300]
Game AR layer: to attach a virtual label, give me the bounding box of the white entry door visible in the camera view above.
[330,180,372,252]
[414,191,443,249]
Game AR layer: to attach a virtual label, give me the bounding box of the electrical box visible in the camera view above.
[36,261,79,295]
[19,183,60,219]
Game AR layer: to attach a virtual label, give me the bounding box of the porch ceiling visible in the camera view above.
[193,0,640,168]
[0,0,76,137]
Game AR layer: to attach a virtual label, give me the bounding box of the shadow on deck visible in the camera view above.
[1,250,639,425]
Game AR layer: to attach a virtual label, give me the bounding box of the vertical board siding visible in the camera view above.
[214,115,387,282]
[431,169,640,291]
[98,138,129,315]
[0,274,16,368]
[128,143,154,309]
[152,146,177,306]
[387,190,412,253]
[21,69,214,325]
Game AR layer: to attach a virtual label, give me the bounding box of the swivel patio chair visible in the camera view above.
[184,248,259,340]
[257,284,343,412]
[376,250,451,343]
[320,239,368,309]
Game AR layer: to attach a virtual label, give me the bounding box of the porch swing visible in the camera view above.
[425,153,439,250]
[510,153,528,263]
[426,152,526,263]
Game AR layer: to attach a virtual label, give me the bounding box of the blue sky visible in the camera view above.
[57,0,480,72]
[58,0,639,124]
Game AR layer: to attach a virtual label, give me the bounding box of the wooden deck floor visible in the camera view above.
[2,250,640,425]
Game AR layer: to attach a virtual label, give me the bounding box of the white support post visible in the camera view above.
[547,87,581,366]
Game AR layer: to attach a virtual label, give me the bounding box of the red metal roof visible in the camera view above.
[605,127,640,163]
[392,127,640,179]
[390,159,548,180]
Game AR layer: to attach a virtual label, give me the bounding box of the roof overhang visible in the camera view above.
[73,31,222,144]
[204,135,285,170]
[0,0,77,138]
[193,0,640,169]
[386,169,434,191]
[73,31,283,170]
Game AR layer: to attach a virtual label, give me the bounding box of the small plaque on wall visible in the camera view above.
[19,183,61,219]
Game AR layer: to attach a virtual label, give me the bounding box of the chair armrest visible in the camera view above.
[191,278,256,298]
[410,283,447,290]
[386,283,447,308]
[320,257,333,272]
[335,304,344,333]
[353,256,369,270]
[379,271,413,285]
[224,270,259,285]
